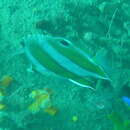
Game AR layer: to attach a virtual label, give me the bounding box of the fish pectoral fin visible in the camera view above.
[26,64,34,73]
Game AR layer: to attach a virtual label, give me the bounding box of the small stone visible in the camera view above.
[72,115,78,122]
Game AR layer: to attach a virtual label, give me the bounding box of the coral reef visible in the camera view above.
[0,0,130,129]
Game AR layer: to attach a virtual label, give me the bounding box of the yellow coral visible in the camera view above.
[43,88,53,95]
[36,93,51,109]
[28,102,40,113]
[29,89,50,99]
[0,91,4,102]
[0,75,13,88]
[44,106,58,116]
[29,90,39,99]
[28,89,52,113]
[0,91,4,97]
[0,104,5,110]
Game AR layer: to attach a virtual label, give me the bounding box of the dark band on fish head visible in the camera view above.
[59,39,70,47]
[47,37,73,48]
[58,38,72,48]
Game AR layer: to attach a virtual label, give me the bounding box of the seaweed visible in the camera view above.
[108,112,130,130]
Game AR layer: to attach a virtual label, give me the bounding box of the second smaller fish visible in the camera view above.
[122,96,130,106]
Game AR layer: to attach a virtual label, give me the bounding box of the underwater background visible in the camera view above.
[0,0,130,130]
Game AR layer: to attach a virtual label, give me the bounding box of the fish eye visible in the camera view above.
[60,40,70,47]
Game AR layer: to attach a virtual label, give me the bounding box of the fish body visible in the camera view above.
[21,34,109,89]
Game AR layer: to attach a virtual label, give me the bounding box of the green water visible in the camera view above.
[0,0,130,130]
